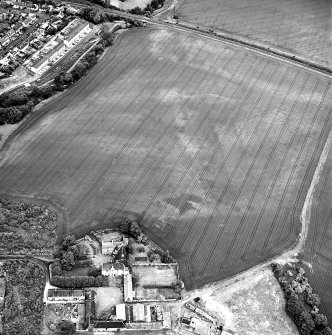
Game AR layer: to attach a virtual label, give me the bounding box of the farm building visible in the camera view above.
[124,273,133,302]
[93,320,125,331]
[47,289,85,302]
[116,303,126,321]
[85,290,96,328]
[190,317,213,335]
[132,304,152,322]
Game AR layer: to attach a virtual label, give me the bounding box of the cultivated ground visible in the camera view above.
[175,0,332,68]
[0,27,331,292]
[303,142,332,323]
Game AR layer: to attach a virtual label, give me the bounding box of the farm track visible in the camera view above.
[0,26,331,296]
[303,141,332,322]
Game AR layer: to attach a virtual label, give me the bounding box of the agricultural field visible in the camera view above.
[176,0,332,68]
[0,26,331,294]
[303,144,332,323]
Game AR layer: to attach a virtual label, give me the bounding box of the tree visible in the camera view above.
[306,292,320,307]
[129,221,142,239]
[62,235,76,250]
[161,250,173,263]
[71,62,87,81]
[60,250,75,271]
[88,267,101,277]
[297,311,315,335]
[51,260,62,276]
[57,320,76,335]
[120,218,131,234]
[137,246,145,253]
[313,314,328,328]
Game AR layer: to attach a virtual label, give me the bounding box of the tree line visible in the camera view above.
[272,263,332,335]
[51,274,108,288]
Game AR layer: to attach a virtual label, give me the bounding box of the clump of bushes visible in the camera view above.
[0,198,57,254]
[272,263,332,335]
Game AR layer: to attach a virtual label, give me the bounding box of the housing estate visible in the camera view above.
[29,18,91,74]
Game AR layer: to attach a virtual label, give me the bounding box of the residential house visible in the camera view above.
[0,37,10,47]
[7,29,15,37]
[48,41,65,62]
[101,234,127,255]
[22,17,33,27]
[30,55,49,73]
[62,21,91,48]
[101,262,128,277]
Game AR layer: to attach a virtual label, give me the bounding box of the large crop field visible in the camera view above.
[176,0,332,68]
[0,27,331,290]
[303,145,332,323]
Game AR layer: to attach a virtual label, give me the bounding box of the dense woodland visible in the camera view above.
[2,260,45,335]
[272,263,332,335]
[0,198,57,254]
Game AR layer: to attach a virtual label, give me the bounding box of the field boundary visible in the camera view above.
[163,21,332,77]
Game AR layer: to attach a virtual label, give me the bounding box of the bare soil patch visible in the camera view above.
[93,286,123,317]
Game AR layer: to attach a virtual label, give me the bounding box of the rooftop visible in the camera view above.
[102,262,124,271]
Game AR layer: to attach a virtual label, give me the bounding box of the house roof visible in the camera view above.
[102,262,124,271]
[116,304,126,321]
[85,294,96,325]
[93,321,124,329]
[65,21,89,42]
[133,304,145,322]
